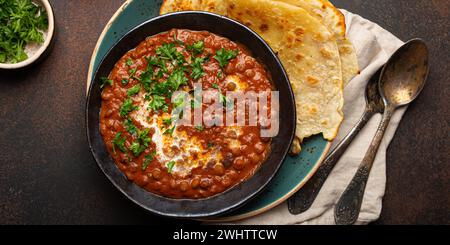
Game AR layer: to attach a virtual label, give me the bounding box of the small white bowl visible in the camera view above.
[0,0,55,70]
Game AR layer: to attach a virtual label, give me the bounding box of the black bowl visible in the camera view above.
[86,11,296,218]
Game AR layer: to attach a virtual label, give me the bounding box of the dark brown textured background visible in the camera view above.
[0,0,448,225]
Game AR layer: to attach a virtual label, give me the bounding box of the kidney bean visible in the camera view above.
[151,168,162,180]
[245,69,256,78]
[233,157,246,170]
[254,142,266,154]
[242,133,256,144]
[200,178,212,189]
[221,153,234,168]
[179,181,189,192]
[136,175,149,187]
[226,130,238,139]
[206,159,216,169]
[248,153,261,164]
[104,109,113,117]
[106,119,115,129]
[221,176,231,187]
[191,177,200,189]
[229,145,242,156]
[226,82,237,91]
[213,163,225,176]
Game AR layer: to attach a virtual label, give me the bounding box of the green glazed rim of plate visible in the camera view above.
[86,0,332,222]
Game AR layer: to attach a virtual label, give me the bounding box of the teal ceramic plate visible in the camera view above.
[86,0,331,222]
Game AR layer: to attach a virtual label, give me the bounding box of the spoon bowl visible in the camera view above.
[380,39,429,107]
[335,38,429,225]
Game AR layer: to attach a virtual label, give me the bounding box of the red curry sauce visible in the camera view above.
[99,29,273,199]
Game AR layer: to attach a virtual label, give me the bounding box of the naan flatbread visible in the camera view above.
[161,0,358,85]
[274,0,359,84]
[276,0,347,37]
[160,0,345,154]
[160,0,227,15]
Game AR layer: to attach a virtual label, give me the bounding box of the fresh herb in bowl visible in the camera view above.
[0,0,49,64]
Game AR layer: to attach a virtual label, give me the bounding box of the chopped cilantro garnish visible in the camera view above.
[142,151,157,171]
[129,141,146,157]
[212,83,219,89]
[129,68,137,76]
[122,79,129,86]
[214,48,238,69]
[138,128,152,147]
[126,58,133,66]
[139,69,154,92]
[163,118,172,125]
[119,98,137,117]
[164,126,176,136]
[156,43,185,66]
[219,93,228,105]
[112,133,127,153]
[219,92,233,110]
[217,71,223,79]
[129,128,152,157]
[172,93,186,109]
[151,81,171,96]
[0,0,48,63]
[167,69,188,91]
[127,84,141,97]
[100,77,113,89]
[148,94,167,112]
[187,41,204,55]
[174,51,186,66]
[147,56,168,74]
[156,69,164,78]
[124,119,138,136]
[146,56,158,66]
[156,43,177,60]
[167,161,176,174]
[190,57,205,80]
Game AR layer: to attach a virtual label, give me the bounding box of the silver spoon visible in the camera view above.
[288,67,385,214]
[335,39,429,225]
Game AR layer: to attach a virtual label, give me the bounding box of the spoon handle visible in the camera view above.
[334,106,395,225]
[288,107,376,214]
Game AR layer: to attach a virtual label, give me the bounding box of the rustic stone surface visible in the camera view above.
[0,0,448,224]
[334,0,450,225]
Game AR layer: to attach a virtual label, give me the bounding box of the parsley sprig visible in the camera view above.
[124,118,138,136]
[112,133,127,154]
[100,77,113,89]
[127,84,141,97]
[187,41,204,55]
[190,57,206,80]
[119,98,137,117]
[130,128,152,157]
[148,94,168,112]
[0,0,49,63]
[214,48,238,69]
[167,161,176,174]
[142,151,157,171]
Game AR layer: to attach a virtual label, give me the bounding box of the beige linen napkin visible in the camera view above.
[224,10,405,225]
